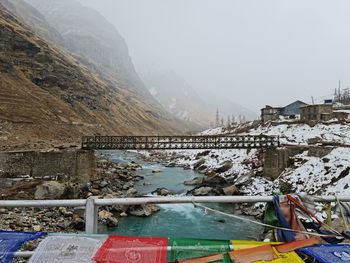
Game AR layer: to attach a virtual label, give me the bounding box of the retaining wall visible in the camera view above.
[0,150,96,183]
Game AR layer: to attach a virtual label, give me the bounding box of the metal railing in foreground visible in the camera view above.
[2,195,350,235]
[3,195,350,258]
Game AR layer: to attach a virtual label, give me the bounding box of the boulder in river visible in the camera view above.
[152,169,162,173]
[214,161,233,173]
[106,216,119,227]
[152,188,171,196]
[193,187,214,196]
[166,162,176,167]
[99,210,119,227]
[34,181,66,200]
[99,210,113,220]
[184,177,203,186]
[129,204,160,217]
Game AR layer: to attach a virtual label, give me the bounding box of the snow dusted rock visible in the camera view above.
[197,165,208,172]
[204,171,217,177]
[195,150,211,159]
[279,148,350,195]
[251,123,350,145]
[194,158,205,169]
[165,162,176,167]
[307,137,323,144]
[214,161,233,173]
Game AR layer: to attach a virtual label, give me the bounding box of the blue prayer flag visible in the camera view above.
[299,244,350,263]
[0,230,46,263]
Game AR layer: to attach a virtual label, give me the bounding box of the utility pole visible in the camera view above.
[311,96,314,104]
[227,115,231,128]
[215,109,220,127]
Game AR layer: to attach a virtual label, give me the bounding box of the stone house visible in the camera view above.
[300,104,333,122]
[261,100,308,122]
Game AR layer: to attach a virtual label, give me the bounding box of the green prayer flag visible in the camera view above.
[264,202,279,227]
[169,238,231,263]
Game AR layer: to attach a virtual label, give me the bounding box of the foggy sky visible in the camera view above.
[80,0,350,112]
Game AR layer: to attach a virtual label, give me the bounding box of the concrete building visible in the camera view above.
[261,100,307,122]
[300,104,333,122]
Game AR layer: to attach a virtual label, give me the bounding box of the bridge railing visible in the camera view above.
[81,135,280,150]
[1,195,349,236]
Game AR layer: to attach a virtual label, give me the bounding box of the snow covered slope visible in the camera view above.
[251,123,350,145]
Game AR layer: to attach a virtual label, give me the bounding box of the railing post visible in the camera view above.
[85,197,98,234]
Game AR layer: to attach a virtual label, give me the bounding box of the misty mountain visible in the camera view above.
[141,69,213,129]
[0,3,188,147]
[201,91,258,122]
[0,0,64,46]
[24,0,151,97]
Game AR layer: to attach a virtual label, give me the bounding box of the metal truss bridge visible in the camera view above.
[81,135,280,150]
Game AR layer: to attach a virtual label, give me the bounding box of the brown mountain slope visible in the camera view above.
[0,5,182,148]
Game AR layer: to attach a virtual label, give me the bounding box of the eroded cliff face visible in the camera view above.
[0,5,182,148]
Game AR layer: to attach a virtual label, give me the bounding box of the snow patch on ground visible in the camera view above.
[279,148,350,195]
[250,123,350,145]
[172,148,258,178]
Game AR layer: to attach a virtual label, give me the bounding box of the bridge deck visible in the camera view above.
[81,135,280,150]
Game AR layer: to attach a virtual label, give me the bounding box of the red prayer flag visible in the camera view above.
[93,235,168,263]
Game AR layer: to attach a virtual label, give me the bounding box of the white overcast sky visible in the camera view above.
[80,0,350,112]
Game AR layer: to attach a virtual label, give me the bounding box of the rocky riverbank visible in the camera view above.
[0,153,160,234]
[139,149,267,218]
[141,149,262,196]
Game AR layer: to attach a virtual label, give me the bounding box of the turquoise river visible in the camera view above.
[99,150,262,240]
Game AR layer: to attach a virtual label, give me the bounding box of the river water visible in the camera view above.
[100,150,262,240]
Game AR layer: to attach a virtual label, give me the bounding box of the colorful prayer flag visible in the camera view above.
[230,240,304,263]
[28,236,105,263]
[0,230,46,263]
[169,238,231,263]
[93,235,168,263]
[299,244,350,263]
